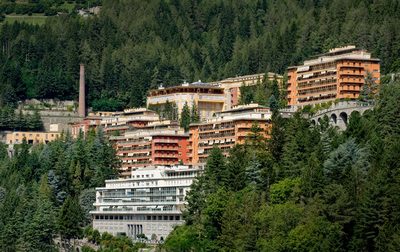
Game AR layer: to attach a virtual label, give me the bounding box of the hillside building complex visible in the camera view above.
[188,104,272,164]
[146,82,225,120]
[287,45,380,106]
[91,165,202,241]
[110,121,189,178]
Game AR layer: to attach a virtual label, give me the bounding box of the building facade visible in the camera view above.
[110,122,189,178]
[91,165,202,241]
[287,45,380,107]
[188,104,272,164]
[6,131,61,145]
[212,73,283,110]
[70,108,160,138]
[101,108,160,136]
[146,83,225,120]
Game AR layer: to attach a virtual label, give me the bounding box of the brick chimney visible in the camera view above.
[79,64,86,117]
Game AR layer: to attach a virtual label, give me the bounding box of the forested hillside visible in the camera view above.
[0,130,120,251]
[164,78,400,251]
[1,0,400,110]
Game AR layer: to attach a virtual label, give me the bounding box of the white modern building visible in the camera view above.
[91,165,202,241]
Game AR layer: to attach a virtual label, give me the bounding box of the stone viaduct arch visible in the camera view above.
[309,101,373,130]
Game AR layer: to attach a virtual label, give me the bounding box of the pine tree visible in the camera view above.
[246,154,262,187]
[190,102,200,123]
[180,102,191,132]
[58,196,83,242]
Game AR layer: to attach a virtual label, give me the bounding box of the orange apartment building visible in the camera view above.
[188,104,272,164]
[287,45,380,107]
[212,73,283,110]
[70,108,160,138]
[110,121,189,178]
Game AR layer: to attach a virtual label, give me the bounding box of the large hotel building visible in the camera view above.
[110,121,189,178]
[146,82,225,120]
[188,104,272,164]
[91,165,202,241]
[287,45,380,106]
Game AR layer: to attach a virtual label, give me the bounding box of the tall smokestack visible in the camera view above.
[79,64,86,117]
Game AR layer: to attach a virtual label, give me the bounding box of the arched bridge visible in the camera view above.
[310,101,373,130]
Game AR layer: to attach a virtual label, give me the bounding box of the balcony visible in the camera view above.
[339,70,365,76]
[339,86,361,92]
[153,145,179,150]
[153,139,180,144]
[153,152,178,158]
[298,79,337,89]
[297,71,336,82]
[152,160,178,165]
[298,86,337,97]
[339,78,363,84]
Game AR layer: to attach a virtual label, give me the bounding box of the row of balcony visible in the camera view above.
[298,93,336,103]
[297,72,336,82]
[298,86,337,98]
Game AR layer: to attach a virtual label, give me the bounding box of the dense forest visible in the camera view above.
[164,78,400,251]
[0,0,101,16]
[0,130,122,251]
[1,0,400,110]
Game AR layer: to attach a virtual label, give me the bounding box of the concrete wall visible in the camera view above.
[93,218,183,241]
[21,110,81,132]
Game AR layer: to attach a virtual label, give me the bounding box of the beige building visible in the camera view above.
[146,82,225,120]
[211,73,283,110]
[6,131,61,145]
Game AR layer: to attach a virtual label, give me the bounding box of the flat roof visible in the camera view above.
[189,117,270,127]
[287,56,380,70]
[148,85,224,96]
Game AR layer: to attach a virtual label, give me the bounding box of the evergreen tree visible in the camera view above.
[58,196,83,242]
[180,102,191,132]
[190,102,200,123]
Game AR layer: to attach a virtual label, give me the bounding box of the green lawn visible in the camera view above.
[3,14,48,26]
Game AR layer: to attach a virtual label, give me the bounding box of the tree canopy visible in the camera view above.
[164,79,400,251]
[1,0,400,108]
